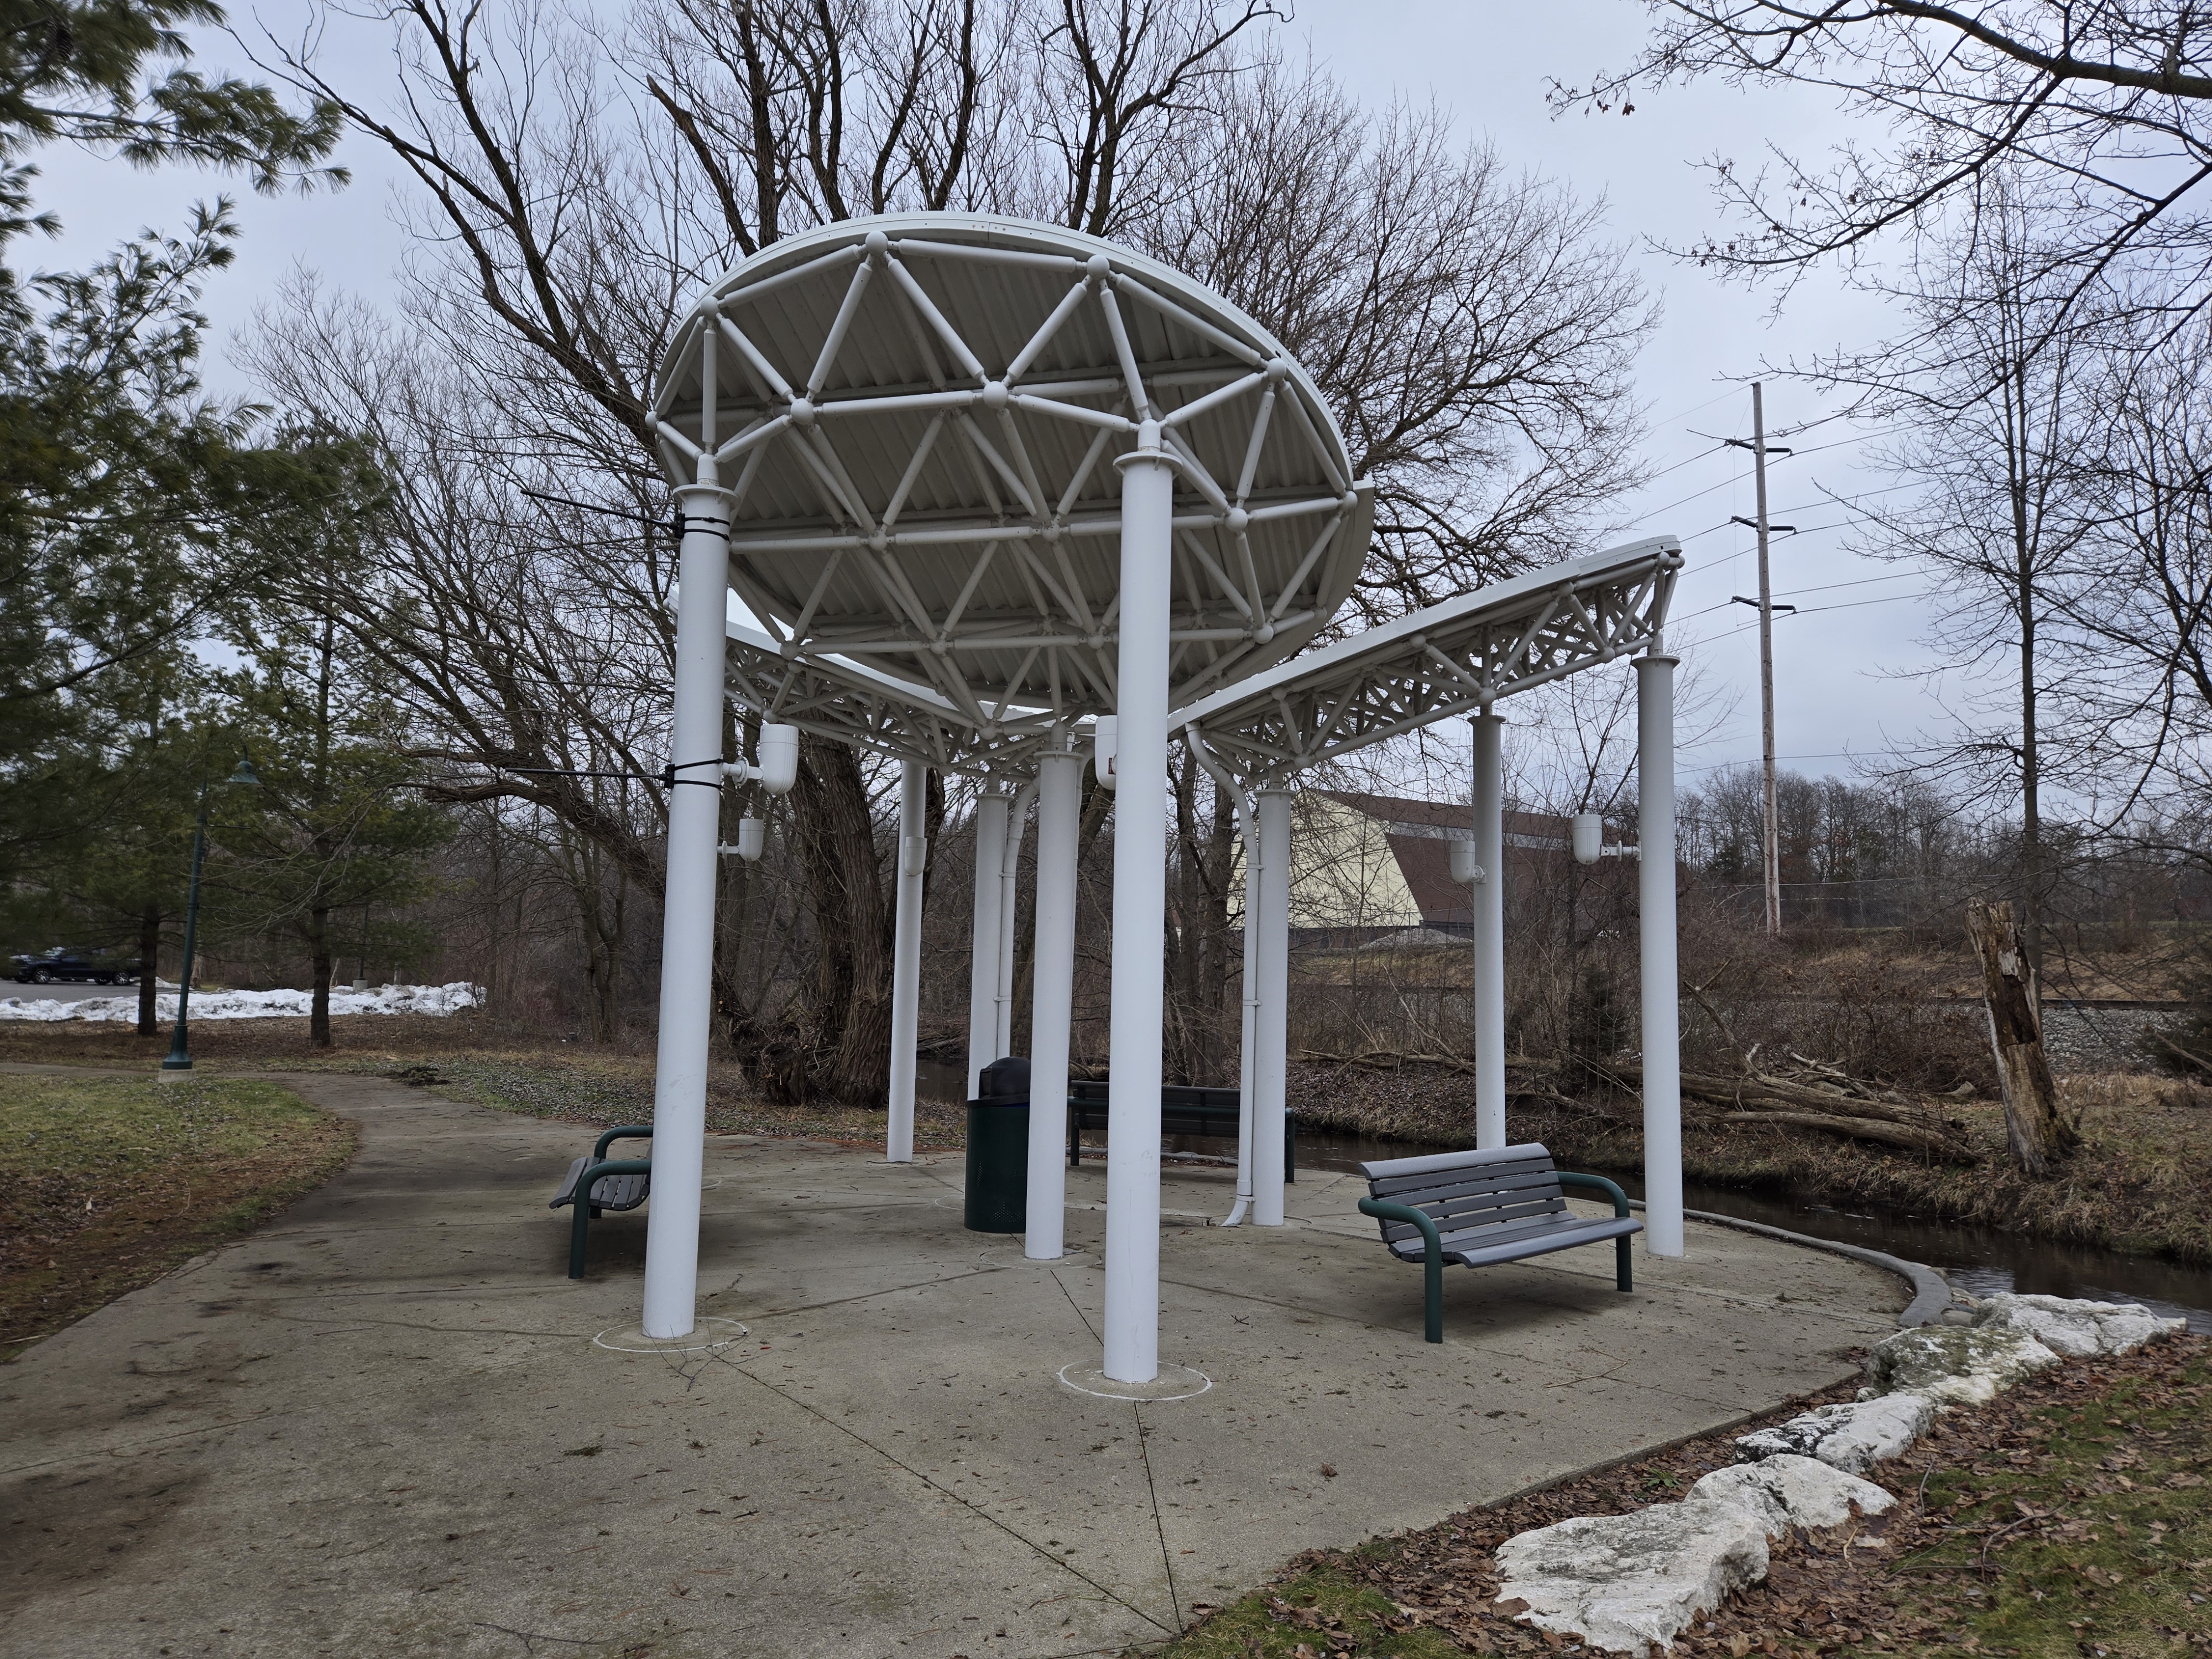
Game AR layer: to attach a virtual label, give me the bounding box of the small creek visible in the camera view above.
[917,1063,2212,1333]
[1293,1128,2212,1334]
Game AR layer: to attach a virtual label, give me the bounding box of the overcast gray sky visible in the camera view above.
[32,1,1969,796]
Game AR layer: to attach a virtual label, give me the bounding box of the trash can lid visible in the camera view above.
[977,1056,1031,1100]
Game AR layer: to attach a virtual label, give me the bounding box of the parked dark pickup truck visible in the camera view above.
[9,947,144,985]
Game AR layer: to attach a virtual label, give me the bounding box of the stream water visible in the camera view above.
[917,1061,2212,1333]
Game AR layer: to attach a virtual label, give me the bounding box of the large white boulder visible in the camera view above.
[1734,1392,1937,1474]
[1865,1324,2060,1405]
[1493,1498,1770,1654]
[1688,1453,1896,1535]
[1971,1293,2185,1358]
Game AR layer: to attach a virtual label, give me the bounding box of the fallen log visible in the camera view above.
[1592,1058,1978,1162]
[1705,1110,1975,1160]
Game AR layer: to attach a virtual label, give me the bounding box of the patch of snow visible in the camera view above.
[1493,1499,1770,1653]
[1971,1292,2186,1357]
[1687,1454,1895,1536]
[1865,1325,2060,1406]
[0,983,484,1022]
[1734,1393,1937,1475]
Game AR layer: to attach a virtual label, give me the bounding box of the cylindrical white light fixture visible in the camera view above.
[1571,812,1604,865]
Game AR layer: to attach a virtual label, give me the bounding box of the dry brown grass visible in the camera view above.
[0,1073,356,1361]
[1292,1062,2212,1265]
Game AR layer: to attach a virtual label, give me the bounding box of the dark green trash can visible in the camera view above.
[965,1057,1030,1234]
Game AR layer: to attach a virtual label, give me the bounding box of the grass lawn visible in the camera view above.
[0,1071,356,1362]
[0,1014,972,1149]
[1157,1337,2210,1658]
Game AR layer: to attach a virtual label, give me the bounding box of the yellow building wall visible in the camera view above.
[1229,794,1426,931]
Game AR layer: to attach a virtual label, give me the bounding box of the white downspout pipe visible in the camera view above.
[1025,742,1083,1259]
[968,787,1010,1097]
[1252,787,1292,1227]
[1186,732,1256,1227]
[1472,709,1507,1149]
[887,759,927,1163]
[1637,647,1684,1258]
[1102,422,1175,1385]
[995,781,1039,1061]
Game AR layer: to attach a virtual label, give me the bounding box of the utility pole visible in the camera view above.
[1726,387,1793,937]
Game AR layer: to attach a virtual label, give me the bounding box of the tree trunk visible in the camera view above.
[309,905,333,1048]
[137,905,161,1036]
[748,734,893,1106]
[1966,900,2076,1175]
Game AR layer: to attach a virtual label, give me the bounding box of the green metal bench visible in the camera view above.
[1067,1079,1296,1178]
[1357,1142,1640,1342]
[550,1125,653,1279]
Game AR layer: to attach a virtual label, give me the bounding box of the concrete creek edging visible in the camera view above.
[1627,1198,1954,1329]
[1490,1293,2189,1653]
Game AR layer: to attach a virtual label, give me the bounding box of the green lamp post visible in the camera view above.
[161,753,263,1072]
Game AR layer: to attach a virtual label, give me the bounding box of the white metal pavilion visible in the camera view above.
[651,213,1370,1383]
[651,212,1684,1390]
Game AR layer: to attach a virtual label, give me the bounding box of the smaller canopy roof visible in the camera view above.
[726,619,1060,778]
[1171,538,1682,785]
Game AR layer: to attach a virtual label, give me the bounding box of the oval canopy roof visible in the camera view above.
[725,619,1060,779]
[1171,537,1683,785]
[658,215,1373,730]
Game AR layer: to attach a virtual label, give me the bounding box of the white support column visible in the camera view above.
[1637,650,1684,1259]
[967,788,1009,1097]
[1252,787,1292,1227]
[1472,711,1507,1150]
[887,759,927,1164]
[640,479,732,1341]
[1228,805,1259,1225]
[1025,745,1083,1259]
[1102,424,1175,1384]
[995,782,1037,1060]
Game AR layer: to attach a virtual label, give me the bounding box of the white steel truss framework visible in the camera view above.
[656,215,1374,721]
[724,619,1058,780]
[1172,538,1683,785]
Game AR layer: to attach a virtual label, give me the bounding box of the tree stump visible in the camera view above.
[1965,900,2078,1176]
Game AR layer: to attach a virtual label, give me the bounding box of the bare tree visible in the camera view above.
[250,0,1660,1102]
[1139,57,1655,616]
[1820,182,2104,983]
[1557,1,2212,324]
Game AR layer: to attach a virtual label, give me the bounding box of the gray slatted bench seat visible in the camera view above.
[1357,1143,1641,1342]
[550,1125,653,1279]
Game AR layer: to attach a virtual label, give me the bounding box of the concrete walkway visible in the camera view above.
[0,1070,1901,1659]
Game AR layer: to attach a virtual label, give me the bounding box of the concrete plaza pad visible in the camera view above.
[0,1072,1901,1659]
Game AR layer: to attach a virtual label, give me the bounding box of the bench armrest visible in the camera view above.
[566,1158,652,1280]
[1360,1197,1444,1344]
[1557,1171,1631,1218]
[593,1125,655,1161]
